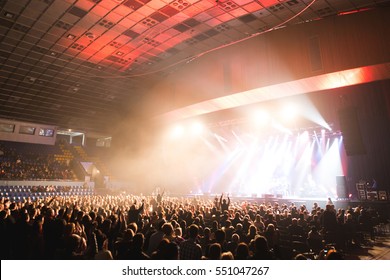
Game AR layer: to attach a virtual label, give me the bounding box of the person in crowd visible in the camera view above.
[147,220,165,255]
[150,238,169,259]
[199,227,212,256]
[219,193,230,212]
[288,218,305,237]
[94,230,113,260]
[156,189,165,205]
[235,242,251,260]
[114,229,134,260]
[245,225,258,244]
[253,214,265,233]
[250,236,276,260]
[207,243,222,260]
[128,233,150,260]
[264,223,280,251]
[227,233,240,254]
[174,227,185,245]
[307,226,323,254]
[128,200,144,224]
[221,251,234,260]
[180,224,202,260]
[161,222,175,242]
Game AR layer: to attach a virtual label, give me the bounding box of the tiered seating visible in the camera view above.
[0,140,61,155]
[0,184,95,201]
[0,140,77,180]
[73,145,89,160]
[54,144,74,163]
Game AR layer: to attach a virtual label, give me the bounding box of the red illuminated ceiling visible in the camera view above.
[2,0,379,72]
[33,0,281,70]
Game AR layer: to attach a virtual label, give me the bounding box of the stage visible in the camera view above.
[184,193,390,213]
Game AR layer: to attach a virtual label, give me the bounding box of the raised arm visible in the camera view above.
[138,201,145,213]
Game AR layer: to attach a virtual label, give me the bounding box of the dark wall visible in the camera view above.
[311,80,390,194]
[340,81,390,195]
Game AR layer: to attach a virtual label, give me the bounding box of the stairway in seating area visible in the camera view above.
[54,144,74,164]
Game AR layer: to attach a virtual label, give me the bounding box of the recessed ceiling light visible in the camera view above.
[4,12,15,19]
[116,51,124,56]
[86,32,95,39]
[27,77,36,83]
[67,34,76,40]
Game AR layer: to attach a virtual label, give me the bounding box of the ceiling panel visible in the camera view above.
[0,0,388,133]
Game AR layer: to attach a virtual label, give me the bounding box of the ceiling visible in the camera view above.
[0,0,389,134]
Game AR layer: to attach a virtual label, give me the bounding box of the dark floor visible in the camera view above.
[344,223,390,260]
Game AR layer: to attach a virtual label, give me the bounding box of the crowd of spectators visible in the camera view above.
[0,192,387,260]
[0,144,74,180]
[29,185,79,193]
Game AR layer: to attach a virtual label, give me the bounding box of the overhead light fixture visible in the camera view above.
[69,86,79,92]
[4,12,15,19]
[66,34,76,40]
[85,32,96,40]
[26,77,36,83]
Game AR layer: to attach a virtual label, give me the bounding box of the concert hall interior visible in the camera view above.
[0,0,390,261]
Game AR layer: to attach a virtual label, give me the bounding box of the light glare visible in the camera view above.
[170,125,184,139]
[253,110,269,125]
[191,122,204,135]
[281,103,298,121]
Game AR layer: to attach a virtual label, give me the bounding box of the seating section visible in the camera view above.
[0,184,94,201]
[0,140,77,180]
[54,144,74,163]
